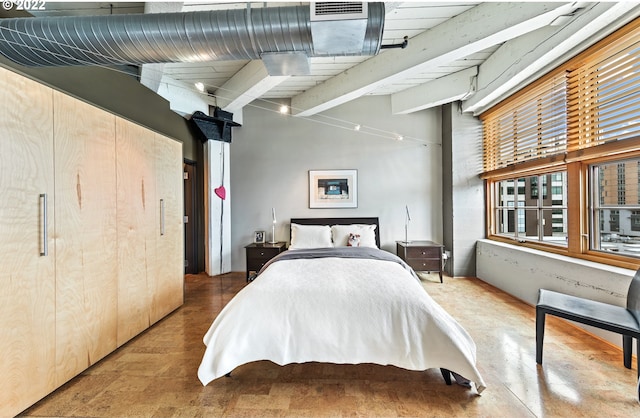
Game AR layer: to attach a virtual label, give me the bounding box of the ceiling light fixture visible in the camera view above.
[195,82,205,92]
[279,105,289,114]
[354,124,361,131]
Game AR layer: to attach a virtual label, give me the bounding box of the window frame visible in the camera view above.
[485,157,640,270]
[491,171,568,246]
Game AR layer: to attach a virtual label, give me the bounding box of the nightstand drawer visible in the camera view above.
[247,258,270,271]
[406,258,441,271]
[248,247,281,260]
[405,246,441,258]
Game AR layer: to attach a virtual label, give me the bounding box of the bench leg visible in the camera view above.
[536,308,546,365]
[637,338,640,379]
[624,335,632,369]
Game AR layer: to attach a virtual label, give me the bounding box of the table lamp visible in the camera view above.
[269,207,277,244]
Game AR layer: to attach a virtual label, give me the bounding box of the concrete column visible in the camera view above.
[204,140,232,275]
[441,102,485,277]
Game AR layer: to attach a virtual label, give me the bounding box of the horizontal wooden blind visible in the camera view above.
[567,28,640,151]
[482,19,640,175]
[482,73,567,171]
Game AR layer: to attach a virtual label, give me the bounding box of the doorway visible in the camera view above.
[183,160,198,274]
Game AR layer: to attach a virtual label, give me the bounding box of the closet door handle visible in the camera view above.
[40,193,48,256]
[160,199,165,236]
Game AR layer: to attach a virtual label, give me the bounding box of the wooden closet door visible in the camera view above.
[116,117,157,346]
[53,92,117,385]
[150,134,184,324]
[0,68,56,417]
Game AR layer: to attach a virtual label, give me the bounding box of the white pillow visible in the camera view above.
[289,224,333,249]
[331,224,377,248]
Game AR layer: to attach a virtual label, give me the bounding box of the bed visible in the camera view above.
[197,217,486,394]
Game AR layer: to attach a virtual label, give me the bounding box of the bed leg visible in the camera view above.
[440,368,452,385]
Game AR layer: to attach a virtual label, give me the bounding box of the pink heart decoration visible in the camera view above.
[214,185,226,200]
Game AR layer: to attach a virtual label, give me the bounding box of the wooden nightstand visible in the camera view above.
[245,242,287,282]
[396,240,445,283]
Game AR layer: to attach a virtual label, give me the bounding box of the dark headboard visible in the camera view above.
[290,217,380,248]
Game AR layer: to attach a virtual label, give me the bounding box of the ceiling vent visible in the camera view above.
[310,2,373,56]
[311,2,368,21]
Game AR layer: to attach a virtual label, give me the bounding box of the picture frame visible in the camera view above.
[254,230,265,244]
[309,169,358,208]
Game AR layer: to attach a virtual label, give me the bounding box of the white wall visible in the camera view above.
[477,239,636,349]
[229,96,442,271]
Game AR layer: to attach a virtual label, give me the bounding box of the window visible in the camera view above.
[617,163,626,205]
[530,177,538,199]
[493,172,567,245]
[482,18,640,269]
[632,211,640,232]
[591,159,640,256]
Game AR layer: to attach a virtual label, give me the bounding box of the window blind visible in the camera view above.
[482,73,568,172]
[567,29,640,151]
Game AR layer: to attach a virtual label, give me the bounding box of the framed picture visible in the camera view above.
[309,169,358,208]
[254,230,265,244]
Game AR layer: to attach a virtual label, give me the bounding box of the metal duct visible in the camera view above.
[0,3,385,67]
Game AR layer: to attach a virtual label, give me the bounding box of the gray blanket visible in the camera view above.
[258,246,419,281]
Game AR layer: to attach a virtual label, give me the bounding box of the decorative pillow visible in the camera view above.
[289,224,333,249]
[347,233,361,247]
[331,224,377,248]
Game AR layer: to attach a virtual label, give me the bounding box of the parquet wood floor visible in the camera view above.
[20,272,640,417]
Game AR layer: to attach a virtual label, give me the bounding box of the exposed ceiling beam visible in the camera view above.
[214,60,289,114]
[157,76,216,117]
[290,2,579,117]
[140,63,165,93]
[463,1,640,115]
[391,66,478,114]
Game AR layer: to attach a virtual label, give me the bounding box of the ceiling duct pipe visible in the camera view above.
[0,2,385,68]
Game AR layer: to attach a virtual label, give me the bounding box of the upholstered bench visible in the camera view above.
[536,268,640,397]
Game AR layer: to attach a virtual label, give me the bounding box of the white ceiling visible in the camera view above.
[29,2,640,117]
[162,2,491,98]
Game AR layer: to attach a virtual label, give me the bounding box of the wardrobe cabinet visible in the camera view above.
[0,65,57,418]
[116,118,184,346]
[0,66,184,417]
[116,118,158,345]
[151,133,184,324]
[53,91,118,385]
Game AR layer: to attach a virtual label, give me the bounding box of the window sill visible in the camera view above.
[486,235,640,271]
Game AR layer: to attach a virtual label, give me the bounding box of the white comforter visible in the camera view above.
[197,249,486,393]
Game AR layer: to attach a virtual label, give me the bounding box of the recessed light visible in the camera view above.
[195,82,205,92]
